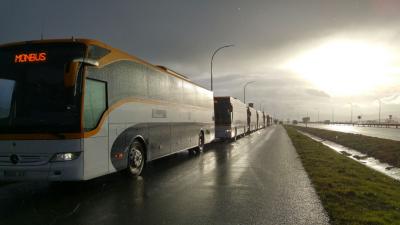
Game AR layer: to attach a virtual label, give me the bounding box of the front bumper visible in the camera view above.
[215,127,233,139]
[0,156,83,181]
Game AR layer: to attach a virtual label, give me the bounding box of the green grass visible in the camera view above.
[294,125,400,168]
[285,126,400,225]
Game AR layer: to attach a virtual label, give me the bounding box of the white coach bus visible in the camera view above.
[247,104,258,132]
[214,96,247,140]
[0,39,214,181]
[257,110,264,129]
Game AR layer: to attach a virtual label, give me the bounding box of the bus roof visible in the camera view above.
[0,38,210,89]
[214,96,241,100]
[155,65,189,80]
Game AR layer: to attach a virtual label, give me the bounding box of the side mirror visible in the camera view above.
[64,61,80,87]
[72,58,99,67]
[64,58,99,92]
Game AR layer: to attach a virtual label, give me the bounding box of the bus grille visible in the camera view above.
[0,154,50,166]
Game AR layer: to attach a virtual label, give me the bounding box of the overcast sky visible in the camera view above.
[1,0,400,121]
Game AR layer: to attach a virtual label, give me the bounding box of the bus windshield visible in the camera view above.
[0,43,86,134]
[215,100,232,125]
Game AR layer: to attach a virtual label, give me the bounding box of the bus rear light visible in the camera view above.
[114,152,124,160]
[50,152,81,162]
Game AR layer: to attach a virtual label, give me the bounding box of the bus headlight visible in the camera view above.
[51,152,81,162]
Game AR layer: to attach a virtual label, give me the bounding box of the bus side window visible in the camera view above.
[0,79,15,119]
[84,78,107,131]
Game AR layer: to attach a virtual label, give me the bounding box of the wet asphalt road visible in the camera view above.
[0,125,329,225]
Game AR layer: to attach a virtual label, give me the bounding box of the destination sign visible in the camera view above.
[14,52,47,63]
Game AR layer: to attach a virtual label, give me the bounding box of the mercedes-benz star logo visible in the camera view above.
[10,154,19,164]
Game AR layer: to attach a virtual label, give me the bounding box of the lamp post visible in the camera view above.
[210,44,234,91]
[243,81,255,104]
[349,103,353,124]
[377,99,382,124]
[314,108,319,123]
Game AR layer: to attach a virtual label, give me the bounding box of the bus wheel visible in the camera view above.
[126,140,145,177]
[195,132,205,154]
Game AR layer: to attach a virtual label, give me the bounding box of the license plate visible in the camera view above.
[4,171,25,177]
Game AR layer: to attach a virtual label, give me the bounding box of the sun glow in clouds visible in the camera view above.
[284,39,398,96]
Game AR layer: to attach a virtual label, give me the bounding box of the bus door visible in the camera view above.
[83,78,109,179]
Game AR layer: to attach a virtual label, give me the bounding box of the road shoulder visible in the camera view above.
[285,126,400,225]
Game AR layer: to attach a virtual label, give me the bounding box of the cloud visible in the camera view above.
[305,89,330,98]
[381,93,400,104]
[2,0,400,120]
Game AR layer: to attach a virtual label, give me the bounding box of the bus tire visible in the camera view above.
[188,149,196,155]
[126,140,145,177]
[195,132,205,154]
[232,128,237,141]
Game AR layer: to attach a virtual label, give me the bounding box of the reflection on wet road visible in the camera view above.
[300,124,400,141]
[0,126,329,225]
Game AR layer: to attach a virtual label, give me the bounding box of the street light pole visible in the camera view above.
[378,99,382,124]
[314,108,319,123]
[210,44,234,91]
[349,103,353,124]
[243,81,255,104]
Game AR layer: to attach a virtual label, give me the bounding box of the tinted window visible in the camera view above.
[169,76,182,103]
[148,68,169,100]
[0,43,86,133]
[87,61,148,105]
[84,79,107,131]
[214,98,232,125]
[0,79,15,119]
[88,45,111,60]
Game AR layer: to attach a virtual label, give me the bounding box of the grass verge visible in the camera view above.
[285,126,400,225]
[293,125,400,168]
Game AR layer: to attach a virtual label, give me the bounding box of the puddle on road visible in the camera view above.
[298,131,400,181]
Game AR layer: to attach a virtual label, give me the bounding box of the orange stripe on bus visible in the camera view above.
[83,97,212,138]
[0,97,211,140]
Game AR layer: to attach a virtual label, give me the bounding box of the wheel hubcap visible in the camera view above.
[198,135,204,150]
[130,147,142,168]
